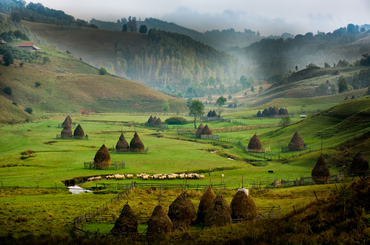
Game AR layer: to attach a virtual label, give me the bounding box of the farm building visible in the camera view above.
[18,42,42,51]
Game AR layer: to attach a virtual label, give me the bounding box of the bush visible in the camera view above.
[99,67,107,75]
[35,82,41,88]
[12,101,17,106]
[3,87,12,95]
[165,116,188,125]
[24,108,33,114]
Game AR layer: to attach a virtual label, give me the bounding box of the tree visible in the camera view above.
[228,95,232,100]
[315,83,329,95]
[279,115,291,127]
[35,82,41,88]
[24,107,33,114]
[216,96,227,116]
[338,77,348,93]
[127,17,137,32]
[251,86,254,92]
[187,98,193,107]
[122,24,127,32]
[13,30,23,39]
[189,100,204,129]
[324,62,331,68]
[42,57,50,64]
[3,52,14,66]
[3,87,12,95]
[207,95,212,102]
[11,11,21,23]
[139,25,148,34]
[99,67,107,75]
[162,99,170,114]
[330,84,336,94]
[295,65,298,71]
[259,86,263,94]
[306,63,318,68]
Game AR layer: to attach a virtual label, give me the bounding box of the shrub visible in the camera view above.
[24,107,33,114]
[12,101,17,106]
[165,116,188,125]
[35,82,41,88]
[3,87,12,95]
[99,67,107,75]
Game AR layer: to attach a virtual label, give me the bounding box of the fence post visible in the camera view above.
[19,181,20,188]
[1,181,2,188]
[55,182,57,190]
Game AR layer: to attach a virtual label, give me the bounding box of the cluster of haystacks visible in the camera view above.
[344,96,349,100]
[351,152,369,176]
[62,115,72,127]
[73,124,85,139]
[230,188,258,220]
[196,123,204,138]
[288,132,304,151]
[200,125,212,137]
[311,156,330,184]
[196,187,216,224]
[147,116,160,126]
[257,107,288,117]
[154,118,163,126]
[248,134,262,152]
[94,144,111,169]
[130,132,145,152]
[61,124,72,139]
[116,133,129,152]
[147,204,173,236]
[204,194,232,227]
[207,110,217,117]
[167,192,197,231]
[227,103,237,108]
[110,203,138,236]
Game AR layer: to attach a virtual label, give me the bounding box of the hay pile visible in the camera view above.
[116,133,129,152]
[256,111,262,117]
[288,132,304,151]
[61,125,72,139]
[262,109,268,117]
[154,118,162,126]
[311,156,330,183]
[152,116,157,125]
[62,115,72,127]
[200,124,212,136]
[167,192,196,231]
[207,110,212,117]
[196,187,216,224]
[284,108,288,115]
[130,132,144,152]
[93,144,111,169]
[147,116,154,124]
[212,110,217,117]
[351,152,369,176]
[110,203,138,236]
[248,134,262,152]
[204,194,232,227]
[147,204,173,236]
[196,123,204,138]
[73,124,84,139]
[351,95,356,100]
[344,96,349,100]
[230,189,258,220]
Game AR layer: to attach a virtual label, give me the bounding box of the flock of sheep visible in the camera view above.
[87,173,206,181]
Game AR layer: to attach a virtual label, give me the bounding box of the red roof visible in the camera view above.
[0,40,6,44]
[19,43,35,47]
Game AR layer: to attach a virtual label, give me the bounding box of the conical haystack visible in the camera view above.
[212,110,218,117]
[271,107,279,117]
[284,108,289,115]
[93,144,111,169]
[151,116,157,126]
[288,132,304,151]
[200,125,212,136]
[147,204,173,236]
[344,96,349,100]
[130,132,145,152]
[351,95,356,100]
[279,108,285,115]
[147,116,154,124]
[207,110,212,117]
[196,123,204,138]
[73,124,85,139]
[248,134,262,152]
[62,115,72,127]
[110,203,138,236]
[61,125,72,139]
[196,187,216,224]
[262,109,269,117]
[154,118,163,126]
[167,192,196,231]
[311,156,330,183]
[204,194,232,227]
[351,152,369,176]
[230,189,258,220]
[256,111,262,117]
[116,133,129,152]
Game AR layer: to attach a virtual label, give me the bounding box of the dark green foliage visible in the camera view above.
[267,73,283,84]
[66,50,71,54]
[88,24,98,29]
[216,96,227,106]
[2,51,13,66]
[338,77,348,93]
[315,83,329,95]
[11,11,21,23]
[122,24,127,32]
[3,86,12,95]
[12,101,17,106]
[164,116,188,125]
[99,67,107,75]
[35,82,41,88]
[189,100,204,129]
[360,53,370,66]
[24,107,33,114]
[139,25,147,34]
[42,57,50,64]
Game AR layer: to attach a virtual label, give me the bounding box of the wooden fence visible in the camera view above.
[84,161,125,170]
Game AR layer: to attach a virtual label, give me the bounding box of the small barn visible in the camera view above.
[0,40,7,45]
[18,42,42,51]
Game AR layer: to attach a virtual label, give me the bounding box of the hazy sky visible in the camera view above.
[25,0,370,35]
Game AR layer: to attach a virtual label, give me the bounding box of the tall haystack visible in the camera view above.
[207,110,212,117]
[248,134,262,152]
[351,152,369,176]
[200,125,212,136]
[351,95,356,100]
[271,107,279,117]
[311,156,330,184]
[93,144,111,169]
[212,110,218,117]
[167,192,196,231]
[230,188,258,220]
[204,194,232,227]
[62,115,72,127]
[147,116,154,124]
[196,187,216,224]
[154,118,163,126]
[344,96,349,100]
[284,108,289,115]
[110,203,138,236]
[147,204,173,236]
[256,111,262,117]
[262,109,269,117]
[151,116,157,125]
[288,132,304,151]
[61,125,72,139]
[130,132,145,152]
[279,108,286,115]
[73,124,85,139]
[196,123,204,138]
[116,133,129,152]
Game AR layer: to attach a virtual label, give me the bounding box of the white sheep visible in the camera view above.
[142,175,149,180]
[95,176,102,181]
[126,174,134,179]
[221,174,224,178]
[199,175,205,179]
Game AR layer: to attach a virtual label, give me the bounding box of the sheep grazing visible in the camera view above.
[199,175,205,179]
[88,176,102,181]
[136,173,147,178]
[125,174,134,179]
[142,175,149,180]
[114,174,125,180]
[221,174,224,178]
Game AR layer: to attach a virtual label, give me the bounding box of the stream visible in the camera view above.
[68,185,93,194]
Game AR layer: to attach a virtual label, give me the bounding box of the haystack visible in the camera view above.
[351,152,369,176]
[204,194,232,227]
[116,133,129,152]
[61,125,72,139]
[93,144,111,169]
[284,108,289,115]
[196,123,204,138]
[256,111,262,117]
[262,109,269,117]
[248,134,262,152]
[200,125,212,136]
[167,192,196,231]
[73,124,84,139]
[147,204,173,236]
[152,116,157,125]
[234,103,237,108]
[196,187,216,224]
[212,110,218,117]
[311,156,330,184]
[130,132,145,152]
[110,203,138,236]
[207,110,212,117]
[154,118,162,126]
[288,132,304,151]
[147,116,154,124]
[228,103,234,108]
[62,115,72,127]
[351,95,356,100]
[230,188,258,220]
[271,107,279,117]
[344,96,349,100]
[279,108,285,115]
